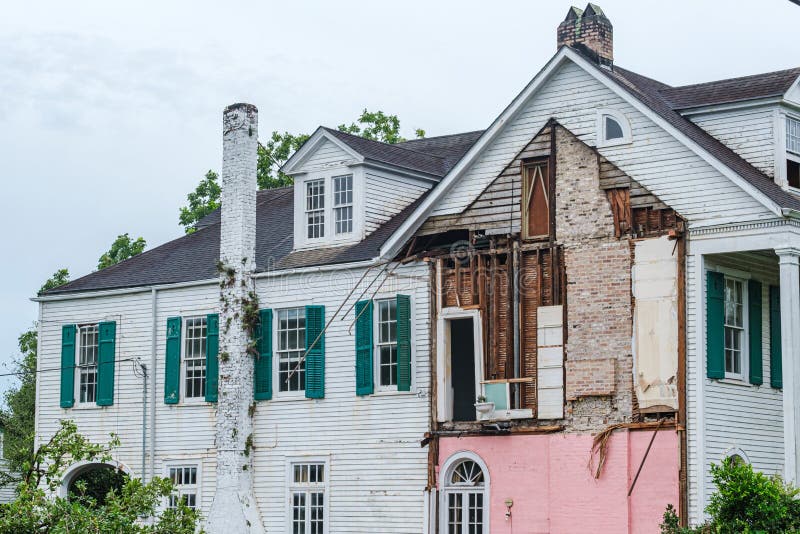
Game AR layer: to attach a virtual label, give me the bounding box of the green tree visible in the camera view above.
[2,269,70,477]
[178,170,221,233]
[97,233,146,270]
[179,109,424,232]
[0,421,200,533]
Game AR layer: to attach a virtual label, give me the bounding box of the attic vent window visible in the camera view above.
[597,109,631,147]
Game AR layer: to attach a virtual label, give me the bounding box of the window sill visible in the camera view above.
[478,408,533,421]
[712,377,753,388]
[270,393,312,403]
[370,390,417,398]
[69,403,104,411]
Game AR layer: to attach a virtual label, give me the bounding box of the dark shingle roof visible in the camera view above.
[580,54,800,212]
[659,68,800,110]
[322,128,482,177]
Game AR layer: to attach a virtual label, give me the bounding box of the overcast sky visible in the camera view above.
[1,0,798,396]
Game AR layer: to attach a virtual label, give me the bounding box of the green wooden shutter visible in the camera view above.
[748,280,763,385]
[96,321,117,406]
[396,294,412,392]
[254,309,273,401]
[706,271,725,379]
[355,300,374,396]
[60,324,77,408]
[770,286,783,389]
[305,305,325,399]
[205,314,219,403]
[164,317,181,404]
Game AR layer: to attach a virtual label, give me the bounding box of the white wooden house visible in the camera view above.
[32,3,800,531]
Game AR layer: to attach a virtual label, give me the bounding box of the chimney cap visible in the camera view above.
[563,6,584,22]
[583,3,606,18]
[224,102,258,114]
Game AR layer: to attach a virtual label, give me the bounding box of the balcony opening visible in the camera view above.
[450,318,476,422]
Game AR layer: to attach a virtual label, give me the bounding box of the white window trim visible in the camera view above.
[776,110,800,193]
[722,274,749,383]
[722,447,751,465]
[371,290,417,395]
[294,168,365,250]
[180,316,208,403]
[332,174,354,236]
[273,306,308,399]
[436,307,484,422]
[596,108,632,147]
[74,323,100,407]
[374,298,398,392]
[163,459,202,511]
[439,451,490,534]
[285,455,330,534]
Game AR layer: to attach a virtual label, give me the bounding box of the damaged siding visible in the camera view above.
[364,170,431,235]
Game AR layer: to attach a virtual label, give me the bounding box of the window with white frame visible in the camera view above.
[724,276,747,379]
[289,462,326,534]
[333,174,353,235]
[76,324,99,404]
[167,464,199,510]
[442,458,487,534]
[278,308,306,393]
[183,317,207,399]
[786,117,800,189]
[306,179,325,239]
[376,299,398,387]
[597,109,631,147]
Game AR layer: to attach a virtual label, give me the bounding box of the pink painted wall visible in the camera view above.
[437,430,679,534]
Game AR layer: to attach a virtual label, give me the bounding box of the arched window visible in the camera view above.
[440,453,489,534]
[597,109,632,147]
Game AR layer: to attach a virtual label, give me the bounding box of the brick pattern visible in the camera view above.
[557,12,614,64]
[554,127,634,429]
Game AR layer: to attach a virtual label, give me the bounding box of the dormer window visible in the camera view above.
[333,174,353,234]
[786,116,800,190]
[306,179,325,239]
[597,109,631,147]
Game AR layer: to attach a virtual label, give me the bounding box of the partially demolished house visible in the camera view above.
[32,4,800,533]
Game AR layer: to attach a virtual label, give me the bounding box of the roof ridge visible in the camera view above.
[322,127,449,162]
[396,130,485,145]
[664,66,800,92]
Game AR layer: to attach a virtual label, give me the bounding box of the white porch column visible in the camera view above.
[777,247,800,483]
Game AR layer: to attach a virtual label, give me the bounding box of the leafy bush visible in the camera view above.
[661,457,800,533]
[0,420,201,533]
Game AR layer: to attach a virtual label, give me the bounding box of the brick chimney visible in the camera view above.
[557,4,613,66]
[206,103,265,534]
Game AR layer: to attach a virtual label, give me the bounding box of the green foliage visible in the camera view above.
[337,109,425,144]
[179,109,425,232]
[0,421,201,533]
[97,233,147,270]
[179,170,221,234]
[39,269,70,294]
[68,465,129,506]
[257,132,309,190]
[2,270,69,478]
[661,458,800,533]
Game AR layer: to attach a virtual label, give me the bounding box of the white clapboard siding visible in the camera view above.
[364,170,431,235]
[689,107,777,178]
[537,305,564,419]
[36,261,431,533]
[299,138,357,171]
[686,251,784,522]
[430,60,773,227]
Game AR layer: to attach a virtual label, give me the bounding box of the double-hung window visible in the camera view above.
[724,276,747,379]
[278,308,306,393]
[333,175,353,235]
[289,462,326,534]
[184,317,207,399]
[167,464,199,510]
[787,117,800,189]
[376,299,398,388]
[306,179,325,239]
[77,324,99,404]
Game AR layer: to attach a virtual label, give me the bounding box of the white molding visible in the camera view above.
[162,459,203,511]
[58,459,134,498]
[596,108,632,148]
[284,455,331,534]
[436,307,484,422]
[438,451,491,534]
[282,128,363,176]
[679,97,783,117]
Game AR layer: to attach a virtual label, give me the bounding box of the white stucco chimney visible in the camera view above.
[206,103,265,534]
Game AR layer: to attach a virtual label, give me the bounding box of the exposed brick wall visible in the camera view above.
[557,8,614,65]
[554,126,634,429]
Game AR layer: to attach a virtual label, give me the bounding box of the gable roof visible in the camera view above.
[43,185,428,295]
[378,46,800,260]
[283,127,482,179]
[658,67,800,110]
